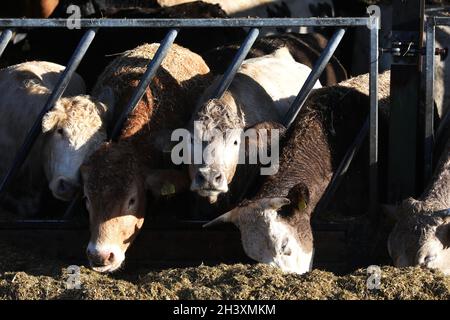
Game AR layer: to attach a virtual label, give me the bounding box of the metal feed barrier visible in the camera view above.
[424,16,450,184]
[0,17,380,272]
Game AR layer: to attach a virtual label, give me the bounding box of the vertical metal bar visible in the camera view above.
[369,20,379,215]
[0,29,13,57]
[283,28,346,129]
[424,18,435,185]
[316,118,369,213]
[0,28,97,197]
[210,28,260,99]
[110,28,179,141]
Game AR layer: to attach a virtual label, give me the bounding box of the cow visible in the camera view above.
[0,61,91,216]
[0,0,60,18]
[386,121,450,275]
[80,43,211,273]
[2,1,245,89]
[188,47,322,204]
[202,32,348,86]
[203,71,391,274]
[157,0,334,19]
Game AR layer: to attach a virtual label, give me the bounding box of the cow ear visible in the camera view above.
[145,169,190,198]
[203,208,240,228]
[96,86,115,122]
[267,198,291,211]
[42,104,65,133]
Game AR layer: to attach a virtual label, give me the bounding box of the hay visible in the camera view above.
[0,243,449,300]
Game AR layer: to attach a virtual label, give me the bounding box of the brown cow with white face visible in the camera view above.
[387,127,450,275]
[205,71,391,274]
[81,43,210,273]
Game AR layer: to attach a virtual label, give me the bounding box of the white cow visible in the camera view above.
[0,61,112,216]
[189,47,322,203]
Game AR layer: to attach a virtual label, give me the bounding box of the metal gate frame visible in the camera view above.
[0,17,380,230]
[424,16,450,184]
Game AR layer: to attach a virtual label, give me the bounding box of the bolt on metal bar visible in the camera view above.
[110,28,179,140]
[424,19,436,185]
[283,28,346,129]
[316,118,369,214]
[211,28,260,99]
[0,18,370,28]
[369,21,379,216]
[0,29,13,57]
[0,28,97,197]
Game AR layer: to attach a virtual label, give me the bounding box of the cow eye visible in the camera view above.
[281,238,291,255]
[234,140,238,146]
[57,128,64,136]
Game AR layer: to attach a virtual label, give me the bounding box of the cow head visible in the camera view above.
[81,141,146,273]
[42,89,114,201]
[189,99,283,204]
[81,139,188,273]
[204,185,314,274]
[189,99,245,203]
[386,198,450,275]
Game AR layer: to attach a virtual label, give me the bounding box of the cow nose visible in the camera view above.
[423,254,437,266]
[87,247,115,267]
[195,169,224,189]
[195,171,207,185]
[212,172,224,186]
[52,177,78,200]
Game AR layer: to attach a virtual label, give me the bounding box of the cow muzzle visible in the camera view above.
[50,176,80,201]
[190,167,228,202]
[86,242,125,273]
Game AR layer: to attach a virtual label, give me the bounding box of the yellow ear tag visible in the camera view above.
[298,198,307,211]
[160,183,176,196]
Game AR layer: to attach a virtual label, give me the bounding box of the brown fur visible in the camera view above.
[84,42,211,218]
[251,71,391,249]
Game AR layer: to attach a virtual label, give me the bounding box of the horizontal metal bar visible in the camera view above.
[211,28,259,99]
[432,16,450,26]
[283,28,346,129]
[0,17,369,28]
[110,28,179,140]
[0,219,349,231]
[0,28,97,197]
[0,29,13,57]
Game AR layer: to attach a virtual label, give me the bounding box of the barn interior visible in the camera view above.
[0,0,449,300]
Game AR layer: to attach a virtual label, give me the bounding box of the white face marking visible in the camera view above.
[43,99,106,201]
[45,128,104,201]
[189,126,241,200]
[389,214,450,275]
[234,199,313,275]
